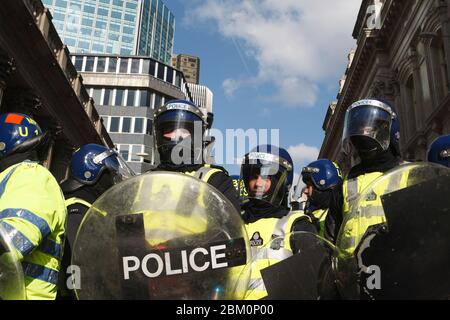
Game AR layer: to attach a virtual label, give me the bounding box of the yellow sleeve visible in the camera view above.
[0,163,66,260]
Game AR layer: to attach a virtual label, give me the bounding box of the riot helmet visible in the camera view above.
[240,145,293,207]
[154,100,209,165]
[342,99,400,160]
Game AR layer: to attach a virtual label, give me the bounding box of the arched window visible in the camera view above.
[431,29,449,102]
[405,74,418,137]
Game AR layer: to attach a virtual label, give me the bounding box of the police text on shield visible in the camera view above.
[122,244,228,279]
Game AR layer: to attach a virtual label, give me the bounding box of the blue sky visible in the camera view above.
[165,0,361,176]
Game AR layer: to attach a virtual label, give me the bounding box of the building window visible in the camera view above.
[92,44,104,53]
[431,29,450,102]
[115,89,124,106]
[140,90,151,107]
[64,37,76,47]
[82,18,94,27]
[103,88,113,105]
[113,0,123,7]
[108,58,117,73]
[122,117,131,133]
[157,64,165,80]
[405,75,418,137]
[155,94,162,108]
[110,23,120,32]
[97,8,109,16]
[166,68,174,84]
[91,88,102,105]
[134,118,144,133]
[95,21,107,29]
[110,117,120,132]
[175,72,181,87]
[119,145,130,161]
[123,26,134,35]
[111,11,122,20]
[85,57,95,72]
[131,59,140,74]
[119,58,129,73]
[126,90,136,106]
[74,56,83,71]
[84,5,95,14]
[78,41,90,51]
[97,57,106,72]
[149,60,156,76]
[131,145,142,162]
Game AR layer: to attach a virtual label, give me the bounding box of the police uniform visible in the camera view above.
[339,98,405,256]
[0,161,67,299]
[153,163,241,212]
[242,203,317,300]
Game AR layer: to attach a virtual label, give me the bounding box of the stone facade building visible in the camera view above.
[320,0,450,173]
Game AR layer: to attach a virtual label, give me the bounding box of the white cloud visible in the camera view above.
[288,143,320,166]
[222,78,239,97]
[187,0,361,107]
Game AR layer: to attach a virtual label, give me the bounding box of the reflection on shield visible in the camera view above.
[357,174,450,299]
[246,232,339,300]
[0,223,26,300]
[72,172,251,300]
[336,163,450,300]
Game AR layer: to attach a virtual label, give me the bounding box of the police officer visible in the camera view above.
[301,159,343,243]
[239,145,316,299]
[151,99,239,210]
[339,98,404,254]
[58,144,132,299]
[0,113,66,300]
[427,134,450,167]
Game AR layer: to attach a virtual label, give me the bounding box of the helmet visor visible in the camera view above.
[155,111,204,146]
[342,105,392,155]
[95,149,136,184]
[240,153,291,206]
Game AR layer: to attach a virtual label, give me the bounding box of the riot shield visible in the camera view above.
[72,172,251,300]
[244,231,339,300]
[0,223,26,300]
[335,163,450,299]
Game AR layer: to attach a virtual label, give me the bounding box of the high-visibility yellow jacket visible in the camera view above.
[339,168,409,256]
[244,210,311,300]
[0,161,67,300]
[311,208,328,239]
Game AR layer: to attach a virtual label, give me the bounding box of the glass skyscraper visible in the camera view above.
[42,0,175,64]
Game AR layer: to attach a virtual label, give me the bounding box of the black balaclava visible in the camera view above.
[0,150,39,173]
[348,144,401,180]
[241,199,288,224]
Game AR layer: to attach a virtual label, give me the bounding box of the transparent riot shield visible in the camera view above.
[0,223,26,300]
[72,172,251,300]
[336,163,450,299]
[244,231,339,300]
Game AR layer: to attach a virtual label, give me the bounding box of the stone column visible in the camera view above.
[438,0,450,90]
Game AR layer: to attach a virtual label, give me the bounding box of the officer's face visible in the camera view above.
[248,174,271,196]
[303,185,314,198]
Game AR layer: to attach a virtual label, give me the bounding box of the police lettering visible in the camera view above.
[122,244,228,280]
